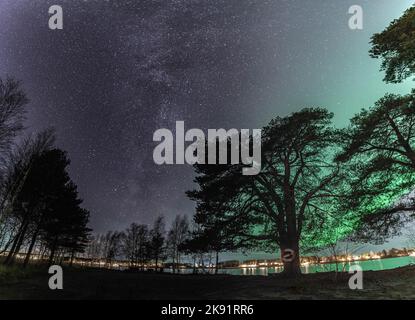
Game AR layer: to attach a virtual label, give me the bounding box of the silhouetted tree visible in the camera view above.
[3,131,56,265]
[42,200,91,267]
[0,78,27,158]
[64,208,91,267]
[337,92,415,242]
[2,145,91,267]
[0,79,91,267]
[20,149,90,266]
[23,149,74,266]
[167,215,189,273]
[85,235,104,266]
[188,108,350,277]
[180,228,209,274]
[149,216,166,271]
[102,231,123,268]
[370,6,415,83]
[122,223,150,270]
[0,79,35,252]
[183,217,240,274]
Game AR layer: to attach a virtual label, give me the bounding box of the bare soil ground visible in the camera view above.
[1,265,414,300]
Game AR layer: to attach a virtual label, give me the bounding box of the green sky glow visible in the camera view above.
[232,1,415,259]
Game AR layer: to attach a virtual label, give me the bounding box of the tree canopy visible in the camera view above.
[336,91,415,242]
[370,6,415,83]
[188,108,356,276]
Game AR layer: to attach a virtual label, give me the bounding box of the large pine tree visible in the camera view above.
[188,108,353,277]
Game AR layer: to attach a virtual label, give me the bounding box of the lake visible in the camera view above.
[167,256,415,276]
[224,256,415,276]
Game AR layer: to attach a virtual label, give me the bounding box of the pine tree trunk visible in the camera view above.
[5,219,29,266]
[215,251,219,275]
[23,226,40,267]
[48,239,58,265]
[280,240,301,278]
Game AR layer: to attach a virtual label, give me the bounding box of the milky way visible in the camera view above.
[0,0,413,256]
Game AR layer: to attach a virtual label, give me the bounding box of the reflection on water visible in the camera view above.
[301,256,415,274]
[241,267,279,276]
[164,256,415,276]
[235,256,415,276]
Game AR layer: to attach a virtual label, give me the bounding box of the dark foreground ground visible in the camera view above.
[1,265,415,299]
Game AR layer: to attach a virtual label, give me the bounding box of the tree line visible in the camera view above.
[84,214,226,274]
[80,213,228,274]
[0,78,91,267]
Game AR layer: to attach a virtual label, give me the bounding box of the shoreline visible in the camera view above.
[1,264,415,299]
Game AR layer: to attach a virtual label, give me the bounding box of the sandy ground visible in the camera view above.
[1,265,415,300]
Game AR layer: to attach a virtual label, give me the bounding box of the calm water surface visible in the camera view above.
[166,256,415,276]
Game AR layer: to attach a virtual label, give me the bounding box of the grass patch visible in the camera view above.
[0,263,43,284]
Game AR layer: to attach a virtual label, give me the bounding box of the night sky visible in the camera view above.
[0,0,414,256]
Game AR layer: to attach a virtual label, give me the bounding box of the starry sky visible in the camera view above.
[0,0,414,256]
